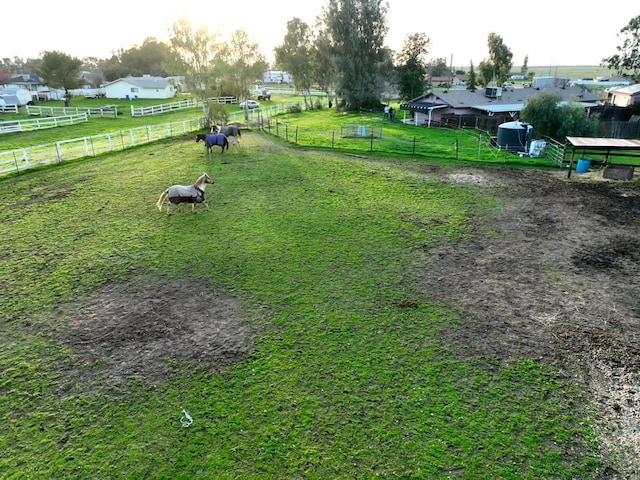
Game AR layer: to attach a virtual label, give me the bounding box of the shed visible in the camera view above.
[565,137,640,179]
[103,76,176,100]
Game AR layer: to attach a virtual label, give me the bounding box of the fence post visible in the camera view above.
[295,126,298,145]
[455,139,459,160]
[370,132,374,152]
[332,131,335,149]
[413,136,416,155]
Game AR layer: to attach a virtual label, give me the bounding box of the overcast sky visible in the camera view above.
[2,0,637,69]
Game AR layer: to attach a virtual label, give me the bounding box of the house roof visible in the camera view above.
[104,76,170,89]
[401,85,602,113]
[608,83,640,95]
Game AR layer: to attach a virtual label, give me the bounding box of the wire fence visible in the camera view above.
[257,116,565,166]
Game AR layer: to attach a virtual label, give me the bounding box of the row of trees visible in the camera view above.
[2,4,639,120]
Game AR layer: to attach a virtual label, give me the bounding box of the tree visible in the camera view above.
[120,38,171,77]
[521,91,595,141]
[466,61,478,92]
[312,28,337,107]
[478,33,513,86]
[275,18,316,109]
[602,15,640,81]
[37,51,83,106]
[321,0,389,110]
[425,57,450,78]
[168,17,223,127]
[395,32,429,101]
[521,55,529,77]
[218,30,269,119]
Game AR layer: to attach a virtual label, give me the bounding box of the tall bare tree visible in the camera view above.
[168,17,222,127]
[219,30,269,103]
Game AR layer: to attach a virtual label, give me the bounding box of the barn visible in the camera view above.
[103,76,176,100]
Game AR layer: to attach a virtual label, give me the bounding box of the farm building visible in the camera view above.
[103,76,177,100]
[400,84,602,128]
[607,84,640,107]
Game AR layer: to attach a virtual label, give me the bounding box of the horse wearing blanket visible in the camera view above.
[196,133,229,153]
[156,173,214,214]
[212,125,242,144]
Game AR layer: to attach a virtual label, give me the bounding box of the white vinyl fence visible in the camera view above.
[0,113,89,134]
[131,99,197,116]
[0,105,19,113]
[0,117,202,176]
[25,105,119,118]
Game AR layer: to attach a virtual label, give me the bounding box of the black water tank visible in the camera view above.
[496,121,532,152]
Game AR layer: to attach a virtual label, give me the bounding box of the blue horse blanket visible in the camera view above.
[204,133,229,153]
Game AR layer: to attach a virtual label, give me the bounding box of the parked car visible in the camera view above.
[257,91,271,101]
[240,100,260,109]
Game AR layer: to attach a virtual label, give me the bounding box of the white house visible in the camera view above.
[607,84,640,107]
[103,76,176,99]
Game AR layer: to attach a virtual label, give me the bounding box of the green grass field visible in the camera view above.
[0,121,607,478]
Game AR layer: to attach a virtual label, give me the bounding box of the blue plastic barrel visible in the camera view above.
[576,159,591,173]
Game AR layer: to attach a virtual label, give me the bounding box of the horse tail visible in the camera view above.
[157,189,169,210]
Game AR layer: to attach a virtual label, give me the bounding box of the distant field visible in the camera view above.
[522,65,624,79]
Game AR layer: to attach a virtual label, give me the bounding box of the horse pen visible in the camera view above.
[2,122,640,477]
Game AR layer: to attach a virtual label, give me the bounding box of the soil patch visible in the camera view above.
[419,166,640,478]
[53,278,253,389]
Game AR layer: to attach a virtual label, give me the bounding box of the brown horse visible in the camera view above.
[196,133,229,153]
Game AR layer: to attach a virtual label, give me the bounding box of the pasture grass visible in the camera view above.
[0,133,604,478]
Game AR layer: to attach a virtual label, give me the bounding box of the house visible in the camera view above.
[103,75,176,99]
[3,74,44,92]
[607,84,640,107]
[400,84,603,128]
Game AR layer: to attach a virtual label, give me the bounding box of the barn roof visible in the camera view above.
[104,76,170,89]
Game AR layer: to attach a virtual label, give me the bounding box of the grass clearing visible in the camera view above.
[0,132,606,478]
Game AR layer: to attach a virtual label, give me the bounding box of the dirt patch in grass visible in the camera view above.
[53,278,253,389]
[419,165,640,478]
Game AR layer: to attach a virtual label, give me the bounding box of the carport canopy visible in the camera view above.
[565,137,640,178]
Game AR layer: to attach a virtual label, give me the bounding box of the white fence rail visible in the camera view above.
[131,99,197,116]
[0,117,203,176]
[0,113,89,135]
[26,105,119,118]
[0,101,301,175]
[0,105,19,113]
